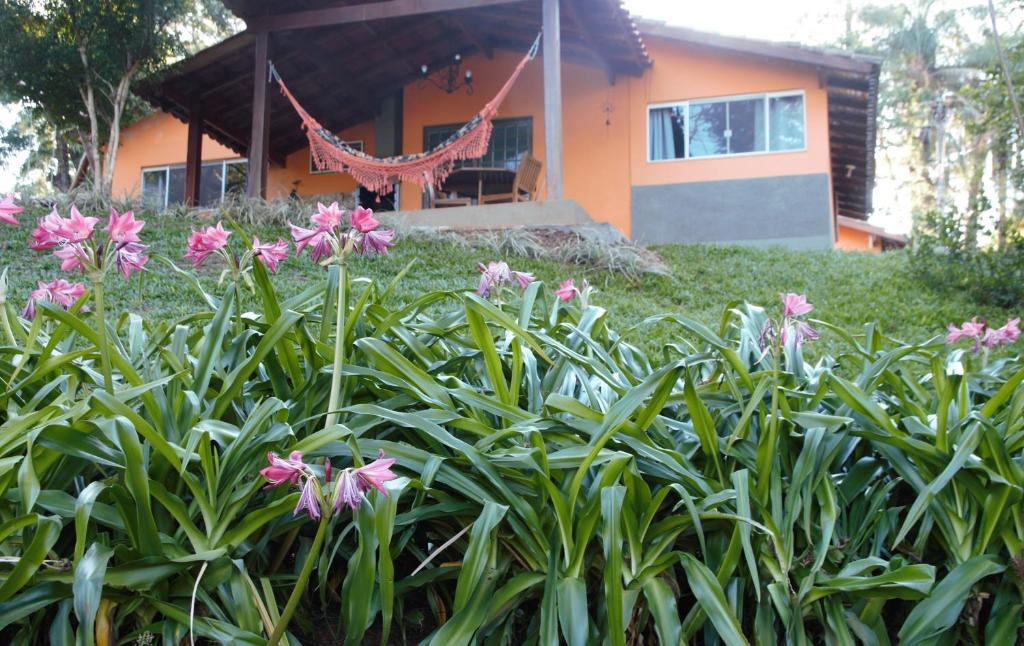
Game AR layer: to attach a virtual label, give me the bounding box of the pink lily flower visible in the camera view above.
[351,206,379,233]
[22,279,86,319]
[311,201,343,230]
[477,261,512,297]
[290,223,334,262]
[781,293,814,318]
[981,318,1020,349]
[512,271,535,289]
[106,208,145,244]
[57,206,99,244]
[115,243,149,280]
[355,450,398,495]
[252,237,289,272]
[260,451,306,489]
[555,279,577,302]
[0,194,24,225]
[29,209,68,250]
[54,244,89,273]
[185,222,231,267]
[781,320,819,347]
[361,227,395,256]
[946,317,987,344]
[334,468,364,511]
[294,477,322,520]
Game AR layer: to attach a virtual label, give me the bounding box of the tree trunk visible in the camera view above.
[78,44,104,199]
[994,146,1009,250]
[964,133,989,249]
[54,131,71,193]
[101,64,139,200]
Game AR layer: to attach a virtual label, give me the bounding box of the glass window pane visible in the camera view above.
[142,170,167,208]
[648,106,686,160]
[167,167,186,206]
[199,162,223,207]
[769,95,805,151]
[225,162,247,196]
[688,100,727,157]
[727,98,766,154]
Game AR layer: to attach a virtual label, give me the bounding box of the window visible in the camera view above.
[141,160,248,209]
[310,140,363,175]
[648,91,805,161]
[424,117,532,170]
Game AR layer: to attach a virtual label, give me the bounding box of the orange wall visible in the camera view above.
[114,34,836,241]
[836,224,881,252]
[110,111,374,201]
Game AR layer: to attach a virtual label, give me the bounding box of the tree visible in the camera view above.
[0,0,235,197]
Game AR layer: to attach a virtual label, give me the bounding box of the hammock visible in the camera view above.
[271,33,541,194]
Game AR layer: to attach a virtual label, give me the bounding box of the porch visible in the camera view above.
[136,0,650,216]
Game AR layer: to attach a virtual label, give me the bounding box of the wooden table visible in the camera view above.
[441,166,515,203]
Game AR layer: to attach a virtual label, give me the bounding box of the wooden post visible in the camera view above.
[542,0,563,201]
[246,31,271,198]
[184,101,203,207]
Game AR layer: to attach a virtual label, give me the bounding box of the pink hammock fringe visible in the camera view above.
[275,50,534,195]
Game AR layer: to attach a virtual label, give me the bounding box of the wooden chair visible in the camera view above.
[480,155,542,204]
[426,182,472,208]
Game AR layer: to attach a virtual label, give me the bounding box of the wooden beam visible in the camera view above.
[246,0,525,32]
[542,0,564,201]
[562,0,616,84]
[447,15,494,59]
[184,101,204,207]
[247,31,271,198]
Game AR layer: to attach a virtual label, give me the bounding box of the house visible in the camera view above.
[117,0,902,251]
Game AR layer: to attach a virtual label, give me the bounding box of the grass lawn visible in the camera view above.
[0,208,1011,355]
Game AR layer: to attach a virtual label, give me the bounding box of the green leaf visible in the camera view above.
[898,556,1005,645]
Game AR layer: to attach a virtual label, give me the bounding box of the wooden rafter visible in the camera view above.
[562,0,617,85]
[245,0,526,32]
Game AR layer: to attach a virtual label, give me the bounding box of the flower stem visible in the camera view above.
[324,262,347,430]
[92,274,115,393]
[266,514,330,646]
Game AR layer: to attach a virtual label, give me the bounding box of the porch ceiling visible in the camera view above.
[135,0,649,163]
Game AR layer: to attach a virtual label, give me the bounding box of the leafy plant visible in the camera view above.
[0,199,1021,643]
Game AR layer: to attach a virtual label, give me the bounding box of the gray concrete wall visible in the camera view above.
[631,173,834,249]
[391,199,593,229]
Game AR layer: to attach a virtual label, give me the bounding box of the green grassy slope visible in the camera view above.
[0,209,1010,355]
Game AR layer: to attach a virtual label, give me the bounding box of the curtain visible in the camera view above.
[649,108,677,160]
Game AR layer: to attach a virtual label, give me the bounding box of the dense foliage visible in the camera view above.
[0,200,1021,644]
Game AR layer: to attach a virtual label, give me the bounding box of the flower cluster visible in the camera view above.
[291,203,394,264]
[185,221,290,274]
[22,279,86,320]
[476,260,534,297]
[260,449,398,520]
[759,293,819,350]
[27,206,150,280]
[554,278,596,307]
[946,317,1020,353]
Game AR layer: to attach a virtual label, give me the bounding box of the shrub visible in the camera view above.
[912,208,1024,308]
[0,200,1021,644]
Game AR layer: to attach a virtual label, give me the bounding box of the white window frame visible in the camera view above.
[140,159,247,208]
[646,90,807,164]
[310,140,363,175]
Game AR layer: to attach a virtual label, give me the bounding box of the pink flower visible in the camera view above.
[311,201,343,230]
[290,224,334,262]
[781,293,814,318]
[477,261,512,297]
[351,206,379,233]
[981,318,1020,349]
[30,209,68,250]
[106,208,145,244]
[361,227,395,256]
[0,194,24,225]
[355,450,397,495]
[260,451,306,489]
[512,271,535,289]
[54,244,88,273]
[781,320,819,347]
[293,477,321,520]
[115,242,149,280]
[946,317,987,344]
[555,279,577,302]
[22,279,86,319]
[252,237,289,272]
[58,206,99,244]
[334,469,364,511]
[185,222,231,268]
